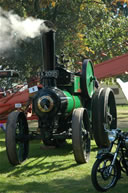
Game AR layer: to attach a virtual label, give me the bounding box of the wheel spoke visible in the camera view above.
[91,155,119,191]
[6,112,29,165]
[92,88,117,148]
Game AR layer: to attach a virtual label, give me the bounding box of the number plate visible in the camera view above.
[42,70,58,78]
[29,86,38,94]
[15,103,22,108]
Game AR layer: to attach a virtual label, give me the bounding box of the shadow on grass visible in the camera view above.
[117,116,128,120]
[7,158,78,178]
[0,140,77,175]
[1,140,127,193]
[0,139,98,178]
[0,131,5,147]
[91,144,99,152]
[0,133,99,178]
[0,139,5,147]
[0,176,95,193]
[117,112,128,115]
[0,175,128,193]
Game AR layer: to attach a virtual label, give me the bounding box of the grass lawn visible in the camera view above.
[0,105,128,193]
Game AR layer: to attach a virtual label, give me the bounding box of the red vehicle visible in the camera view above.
[0,52,127,124]
[0,70,38,124]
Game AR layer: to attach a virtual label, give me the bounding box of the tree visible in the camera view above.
[0,0,127,80]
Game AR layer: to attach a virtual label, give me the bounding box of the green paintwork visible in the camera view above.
[73,96,81,108]
[86,61,95,97]
[63,91,81,113]
[74,76,81,93]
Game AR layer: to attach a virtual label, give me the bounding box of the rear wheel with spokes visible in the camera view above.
[92,88,117,148]
[99,88,117,147]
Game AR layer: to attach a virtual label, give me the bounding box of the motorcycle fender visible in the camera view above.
[97,152,114,159]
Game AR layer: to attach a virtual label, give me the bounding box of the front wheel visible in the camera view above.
[6,111,29,165]
[72,108,91,164]
[91,155,121,192]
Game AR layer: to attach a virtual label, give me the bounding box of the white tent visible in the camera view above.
[116,78,128,101]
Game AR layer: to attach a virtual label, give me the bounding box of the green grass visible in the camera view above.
[0,134,98,193]
[0,105,128,193]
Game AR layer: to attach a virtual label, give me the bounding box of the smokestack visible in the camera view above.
[0,7,51,55]
[41,21,56,71]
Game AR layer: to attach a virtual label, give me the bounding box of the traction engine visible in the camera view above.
[5,28,117,166]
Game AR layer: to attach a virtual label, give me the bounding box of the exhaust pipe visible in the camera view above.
[41,28,56,71]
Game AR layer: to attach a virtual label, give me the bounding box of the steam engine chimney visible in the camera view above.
[41,29,56,71]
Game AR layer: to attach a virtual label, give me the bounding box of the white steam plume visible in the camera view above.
[0,7,51,54]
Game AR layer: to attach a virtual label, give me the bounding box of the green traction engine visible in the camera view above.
[5,29,117,166]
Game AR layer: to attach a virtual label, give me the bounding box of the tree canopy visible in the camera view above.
[0,0,128,80]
